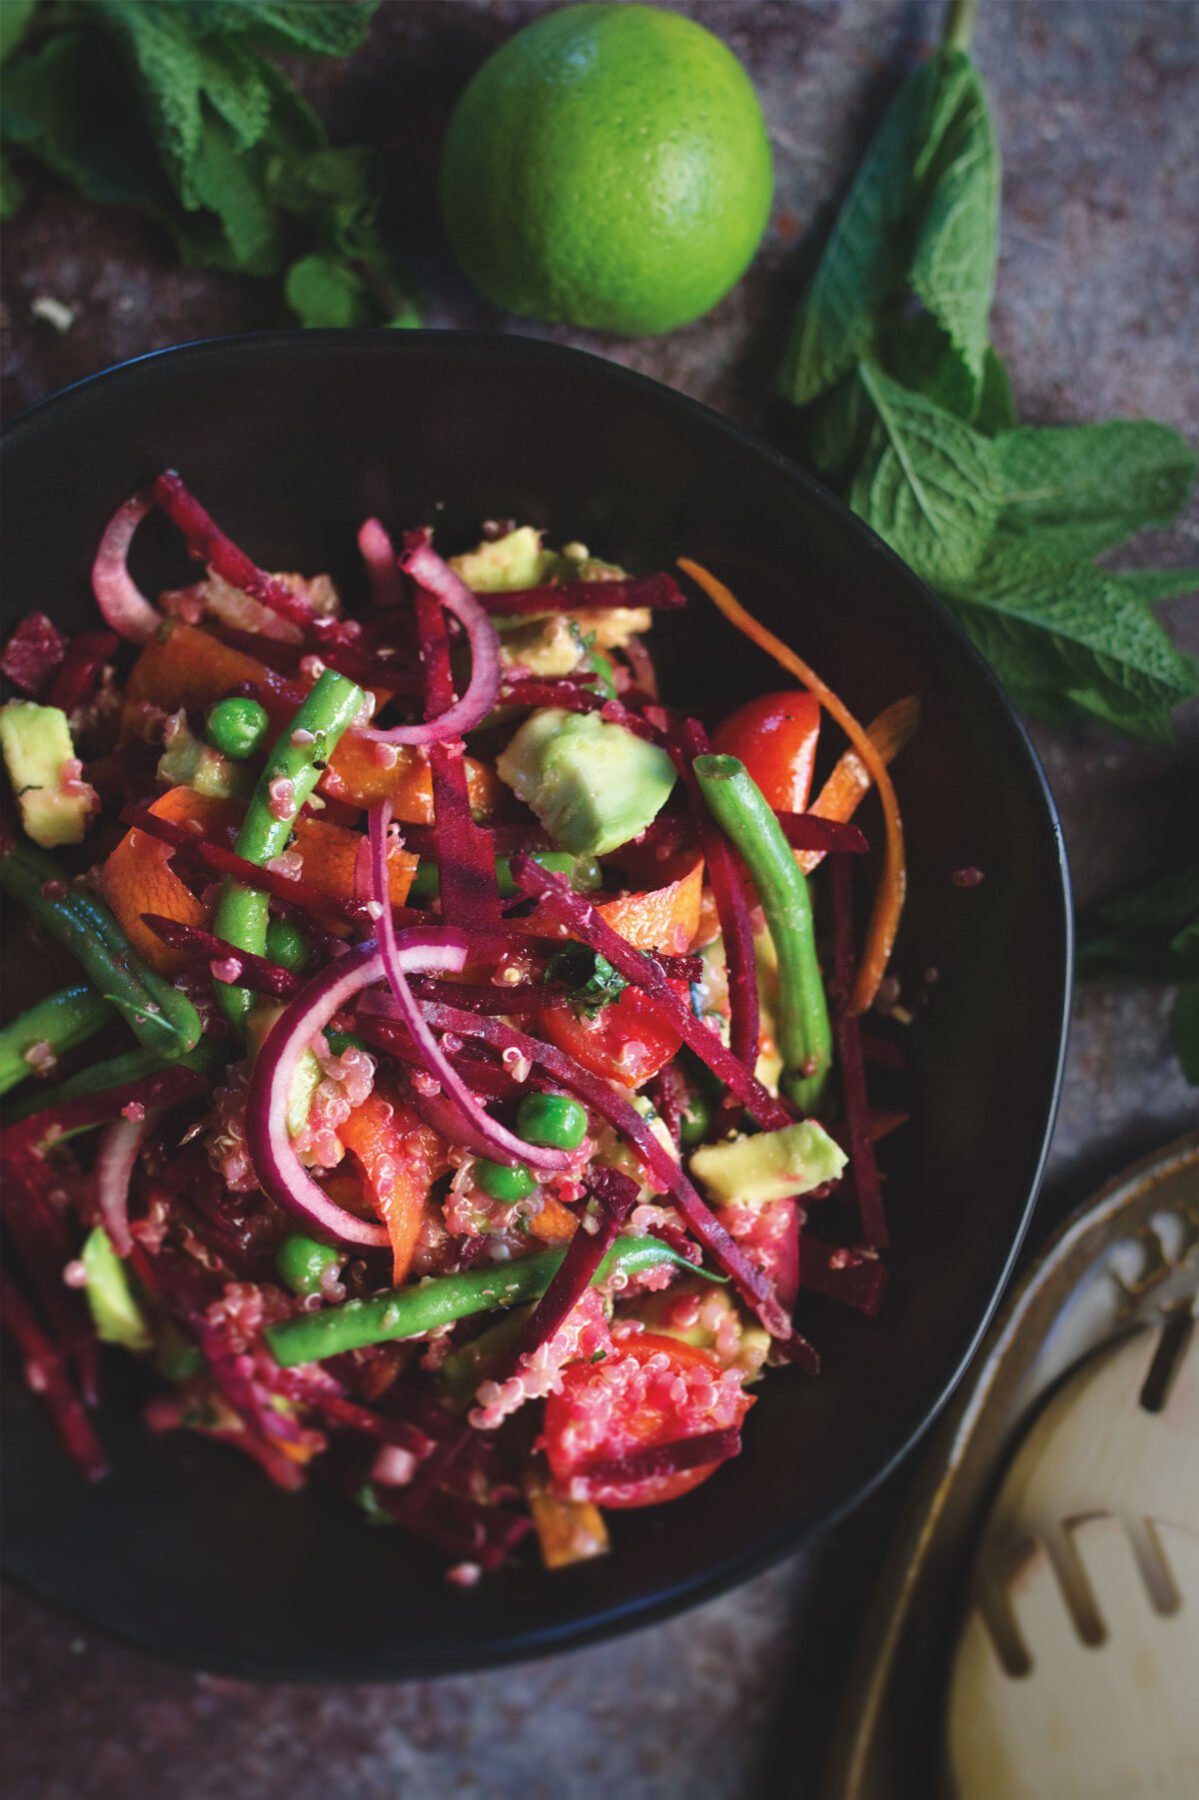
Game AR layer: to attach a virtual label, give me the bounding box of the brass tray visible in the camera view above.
[822,1131,1199,1799]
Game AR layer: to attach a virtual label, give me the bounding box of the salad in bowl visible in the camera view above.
[0,471,915,1582]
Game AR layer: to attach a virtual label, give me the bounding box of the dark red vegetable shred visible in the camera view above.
[1,613,67,697]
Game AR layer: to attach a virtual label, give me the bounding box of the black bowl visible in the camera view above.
[0,331,1071,1679]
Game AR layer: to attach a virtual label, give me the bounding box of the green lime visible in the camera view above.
[439,3,773,336]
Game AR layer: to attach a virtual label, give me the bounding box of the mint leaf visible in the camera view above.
[1094,861,1199,933]
[284,251,375,327]
[1173,981,1199,1084]
[853,360,999,580]
[546,946,628,1017]
[907,50,999,407]
[0,149,23,218]
[169,2,377,58]
[1104,567,1199,606]
[973,345,1016,435]
[992,420,1197,557]
[780,57,938,406]
[940,544,1199,739]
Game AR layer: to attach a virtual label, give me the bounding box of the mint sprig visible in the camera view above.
[781,0,1197,742]
[1079,857,1199,1085]
[0,0,416,328]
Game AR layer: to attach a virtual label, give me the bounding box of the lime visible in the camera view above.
[439,3,773,336]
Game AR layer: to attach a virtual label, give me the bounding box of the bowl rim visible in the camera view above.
[0,329,1074,1680]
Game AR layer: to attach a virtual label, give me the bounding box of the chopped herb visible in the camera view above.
[546,944,629,1017]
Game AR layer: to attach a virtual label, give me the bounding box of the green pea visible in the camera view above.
[516,1092,588,1150]
[207,696,269,761]
[265,917,311,973]
[679,1089,714,1150]
[475,1159,536,1203]
[276,1233,340,1296]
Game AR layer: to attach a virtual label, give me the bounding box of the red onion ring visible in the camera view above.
[91,489,161,643]
[359,543,502,746]
[367,803,574,1175]
[358,518,403,610]
[244,937,463,1249]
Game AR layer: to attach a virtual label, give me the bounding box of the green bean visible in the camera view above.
[265,1235,716,1368]
[694,753,833,1112]
[1,1041,225,1127]
[0,843,202,1059]
[408,848,601,908]
[0,983,116,1097]
[212,669,364,1029]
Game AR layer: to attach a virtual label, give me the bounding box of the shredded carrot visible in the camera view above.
[678,559,908,1016]
[798,696,920,874]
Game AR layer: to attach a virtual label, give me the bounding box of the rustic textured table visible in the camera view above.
[2,3,1196,1795]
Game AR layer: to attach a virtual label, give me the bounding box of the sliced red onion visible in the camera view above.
[358,518,404,610]
[775,812,869,855]
[367,803,572,1174]
[91,489,161,643]
[95,1113,153,1258]
[620,633,660,701]
[244,938,462,1249]
[359,542,502,746]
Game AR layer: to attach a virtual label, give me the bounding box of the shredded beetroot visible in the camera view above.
[474,573,686,616]
[412,585,502,941]
[1,613,67,697]
[677,718,761,1093]
[141,915,303,1000]
[510,856,791,1132]
[775,812,870,856]
[498,678,669,745]
[575,1426,741,1492]
[0,1158,98,1402]
[152,472,314,631]
[799,1236,889,1317]
[0,1272,107,1479]
[829,853,889,1249]
[2,1066,210,1154]
[47,630,119,717]
[408,975,571,1014]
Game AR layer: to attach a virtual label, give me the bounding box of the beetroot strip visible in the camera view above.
[414,586,503,943]
[829,853,889,1249]
[0,1160,98,1402]
[152,472,314,630]
[509,1166,638,1365]
[475,573,686,615]
[776,812,870,856]
[798,1236,888,1317]
[0,1272,107,1479]
[47,630,119,716]
[141,915,302,999]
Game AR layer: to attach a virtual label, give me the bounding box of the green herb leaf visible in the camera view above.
[546,945,629,1018]
[940,545,1199,739]
[973,345,1017,435]
[0,0,37,66]
[991,420,1197,558]
[853,360,999,580]
[168,2,377,58]
[284,251,374,328]
[1103,567,1199,606]
[907,50,999,407]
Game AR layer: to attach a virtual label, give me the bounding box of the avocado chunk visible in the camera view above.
[0,701,97,847]
[496,706,676,857]
[157,716,253,800]
[81,1226,153,1351]
[450,526,554,593]
[690,1120,847,1209]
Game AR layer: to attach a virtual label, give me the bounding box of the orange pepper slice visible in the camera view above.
[678,559,907,1016]
[337,1095,448,1286]
[102,786,242,975]
[596,854,704,954]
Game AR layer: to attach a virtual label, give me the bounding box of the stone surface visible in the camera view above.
[1,2,1197,1796]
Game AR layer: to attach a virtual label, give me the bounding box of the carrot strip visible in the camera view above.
[798,695,920,874]
[678,559,908,1016]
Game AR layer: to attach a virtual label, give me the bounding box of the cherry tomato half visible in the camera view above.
[712,690,821,813]
[537,982,688,1088]
[543,1332,754,1508]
